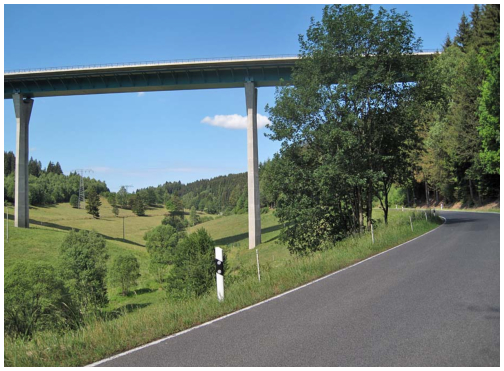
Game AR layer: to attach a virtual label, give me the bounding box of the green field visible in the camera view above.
[4,200,443,366]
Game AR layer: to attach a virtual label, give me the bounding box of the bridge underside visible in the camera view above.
[4,59,296,99]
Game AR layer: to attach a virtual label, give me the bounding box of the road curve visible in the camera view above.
[95,211,499,367]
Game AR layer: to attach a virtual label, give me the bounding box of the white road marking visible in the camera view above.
[88,217,447,367]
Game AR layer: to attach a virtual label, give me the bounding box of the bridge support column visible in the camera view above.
[13,93,33,228]
[245,81,261,249]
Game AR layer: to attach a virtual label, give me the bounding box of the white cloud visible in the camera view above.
[201,114,271,130]
[137,92,145,97]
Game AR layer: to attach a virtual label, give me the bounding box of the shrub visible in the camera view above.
[69,194,79,208]
[4,262,79,338]
[59,230,109,314]
[166,228,221,298]
[144,224,183,283]
[110,254,141,295]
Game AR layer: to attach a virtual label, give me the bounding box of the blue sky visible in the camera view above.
[4,4,474,192]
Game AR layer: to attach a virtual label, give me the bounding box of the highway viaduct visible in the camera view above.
[4,52,435,249]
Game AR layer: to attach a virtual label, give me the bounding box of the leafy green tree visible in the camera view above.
[59,230,109,313]
[132,196,146,216]
[112,205,119,217]
[86,185,102,218]
[478,39,500,174]
[144,224,182,283]
[110,254,141,295]
[189,206,198,226]
[166,228,218,298]
[266,5,422,252]
[70,194,79,208]
[4,262,79,338]
[116,186,128,208]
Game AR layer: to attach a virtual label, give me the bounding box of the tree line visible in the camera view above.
[4,151,109,205]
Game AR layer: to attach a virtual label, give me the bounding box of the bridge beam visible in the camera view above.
[245,81,261,249]
[13,93,33,228]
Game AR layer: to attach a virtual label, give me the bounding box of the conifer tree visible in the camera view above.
[86,186,102,218]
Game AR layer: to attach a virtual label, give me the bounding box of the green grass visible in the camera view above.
[4,203,442,367]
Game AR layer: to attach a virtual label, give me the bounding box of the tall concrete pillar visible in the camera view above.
[245,81,261,249]
[13,93,33,228]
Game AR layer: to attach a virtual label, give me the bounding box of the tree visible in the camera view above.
[166,228,218,298]
[132,196,146,216]
[116,186,128,208]
[86,185,102,218]
[59,230,109,313]
[454,13,472,52]
[4,151,15,177]
[478,39,500,174]
[110,254,141,295]
[54,162,63,175]
[266,5,422,253]
[144,224,182,283]
[70,194,79,208]
[28,157,42,177]
[4,261,79,338]
[189,206,198,226]
[112,205,119,217]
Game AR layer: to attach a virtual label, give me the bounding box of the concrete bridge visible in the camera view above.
[4,52,436,249]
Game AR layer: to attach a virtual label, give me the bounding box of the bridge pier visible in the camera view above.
[245,81,261,249]
[13,93,33,228]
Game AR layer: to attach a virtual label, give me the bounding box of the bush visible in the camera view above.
[110,254,141,295]
[161,215,188,231]
[144,224,183,283]
[59,230,109,314]
[69,194,79,208]
[4,262,79,338]
[166,228,221,298]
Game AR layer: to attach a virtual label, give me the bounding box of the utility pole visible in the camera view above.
[73,169,93,209]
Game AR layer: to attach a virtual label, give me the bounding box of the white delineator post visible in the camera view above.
[13,93,34,228]
[245,81,261,249]
[410,216,414,232]
[371,223,375,244]
[215,247,224,302]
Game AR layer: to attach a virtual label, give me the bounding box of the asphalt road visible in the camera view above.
[95,211,499,367]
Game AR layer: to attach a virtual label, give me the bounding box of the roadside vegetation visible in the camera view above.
[3,3,499,367]
[4,206,442,366]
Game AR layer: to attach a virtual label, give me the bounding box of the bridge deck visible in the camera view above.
[4,52,437,99]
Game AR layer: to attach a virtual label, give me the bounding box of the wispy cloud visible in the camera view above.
[201,114,271,130]
[137,92,145,97]
[29,147,37,152]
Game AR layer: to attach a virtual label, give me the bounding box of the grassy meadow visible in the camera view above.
[4,199,443,366]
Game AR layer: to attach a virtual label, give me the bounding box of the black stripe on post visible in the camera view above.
[215,259,224,276]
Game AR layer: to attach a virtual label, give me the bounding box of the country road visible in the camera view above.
[93,211,499,367]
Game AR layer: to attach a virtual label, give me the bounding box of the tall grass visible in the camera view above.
[4,212,442,367]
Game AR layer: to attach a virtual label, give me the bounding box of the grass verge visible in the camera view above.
[4,212,442,367]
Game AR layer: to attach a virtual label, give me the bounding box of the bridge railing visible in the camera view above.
[5,49,440,75]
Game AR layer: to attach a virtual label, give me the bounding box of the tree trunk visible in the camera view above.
[384,187,389,225]
[469,179,475,205]
[424,178,429,207]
